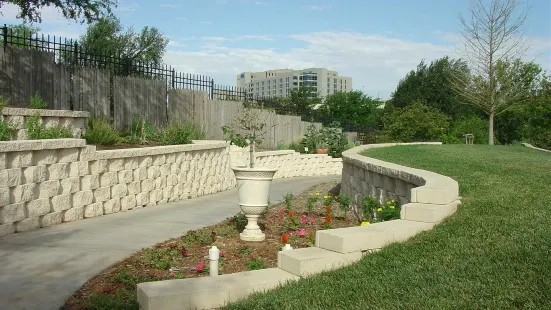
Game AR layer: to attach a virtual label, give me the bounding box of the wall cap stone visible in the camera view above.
[93,142,229,160]
[0,139,86,152]
[2,107,90,118]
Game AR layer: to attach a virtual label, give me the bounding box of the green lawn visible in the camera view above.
[223,145,551,310]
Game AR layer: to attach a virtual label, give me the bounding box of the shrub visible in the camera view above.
[299,124,319,154]
[440,133,462,144]
[247,257,267,270]
[26,114,72,140]
[323,121,348,158]
[450,116,488,144]
[0,99,15,141]
[28,92,47,109]
[128,116,158,144]
[84,117,121,146]
[381,101,450,142]
[158,122,205,145]
[229,213,248,233]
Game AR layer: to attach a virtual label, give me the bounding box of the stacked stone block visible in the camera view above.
[1,107,89,140]
[0,140,235,237]
[253,151,343,179]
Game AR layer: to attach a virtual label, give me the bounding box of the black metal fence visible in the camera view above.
[0,24,248,101]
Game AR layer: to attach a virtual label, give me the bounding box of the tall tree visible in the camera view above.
[451,0,530,144]
[277,86,321,117]
[78,15,168,65]
[391,56,474,119]
[0,0,116,23]
[317,91,380,132]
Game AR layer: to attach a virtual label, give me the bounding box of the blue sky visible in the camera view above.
[2,0,550,98]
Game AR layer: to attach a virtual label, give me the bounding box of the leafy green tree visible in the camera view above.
[316,90,380,132]
[391,56,475,119]
[1,0,116,24]
[279,86,321,117]
[381,101,451,142]
[1,23,42,48]
[518,75,551,149]
[77,15,168,65]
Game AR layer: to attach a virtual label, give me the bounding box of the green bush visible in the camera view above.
[323,121,348,158]
[450,116,488,144]
[440,133,462,144]
[128,116,159,144]
[158,121,205,145]
[287,140,305,153]
[299,124,319,154]
[28,92,47,109]
[0,98,15,141]
[26,114,72,140]
[381,101,450,142]
[84,117,122,146]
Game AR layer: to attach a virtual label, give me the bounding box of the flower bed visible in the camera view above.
[62,182,343,308]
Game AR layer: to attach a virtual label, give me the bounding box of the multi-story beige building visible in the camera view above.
[236,68,352,99]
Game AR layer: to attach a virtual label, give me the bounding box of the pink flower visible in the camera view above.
[279,209,285,215]
[169,272,175,278]
[195,261,206,272]
[156,272,163,279]
[220,251,225,257]
[300,215,308,225]
[309,217,316,225]
[294,228,307,237]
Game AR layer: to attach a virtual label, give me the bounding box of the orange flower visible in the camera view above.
[282,233,289,244]
[327,205,332,212]
[288,210,294,217]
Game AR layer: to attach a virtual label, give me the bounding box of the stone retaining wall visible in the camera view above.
[1,107,89,139]
[0,139,234,237]
[340,142,454,206]
[229,146,342,178]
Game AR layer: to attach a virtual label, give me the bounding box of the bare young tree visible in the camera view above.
[451,0,530,144]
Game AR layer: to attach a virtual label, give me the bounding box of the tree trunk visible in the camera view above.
[488,112,495,145]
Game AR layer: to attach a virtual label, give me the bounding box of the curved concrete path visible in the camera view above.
[0,176,340,310]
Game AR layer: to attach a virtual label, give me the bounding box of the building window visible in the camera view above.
[334,78,337,83]
[256,82,259,86]
[286,77,290,82]
[345,80,347,84]
[262,81,265,85]
[280,78,283,82]
[262,92,265,97]
[262,87,264,91]
[327,88,330,94]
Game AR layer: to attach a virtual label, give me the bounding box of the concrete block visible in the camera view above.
[0,152,5,170]
[42,116,59,128]
[26,198,51,217]
[84,202,104,218]
[108,159,125,172]
[63,206,84,222]
[5,115,25,129]
[0,168,23,188]
[15,217,40,232]
[121,195,137,211]
[400,200,460,223]
[170,163,180,175]
[277,247,362,277]
[133,167,148,181]
[38,180,60,198]
[152,155,166,166]
[155,176,167,189]
[141,179,155,192]
[69,161,89,177]
[57,148,79,163]
[48,163,69,180]
[111,184,128,199]
[39,211,63,227]
[78,146,96,161]
[7,151,33,168]
[147,166,161,179]
[73,190,93,207]
[160,164,171,177]
[10,183,36,203]
[118,169,133,184]
[136,192,150,206]
[80,175,99,191]
[124,158,138,170]
[162,186,174,201]
[33,149,58,165]
[166,154,176,164]
[139,157,152,168]
[51,194,72,212]
[61,177,80,194]
[103,198,121,214]
[137,268,298,310]
[410,185,459,205]
[316,220,434,253]
[127,181,140,195]
[150,189,162,203]
[23,165,48,184]
[0,203,26,224]
[0,223,15,237]
[90,160,107,174]
[100,171,118,187]
[93,187,111,203]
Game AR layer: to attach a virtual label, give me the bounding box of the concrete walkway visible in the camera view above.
[0,176,340,310]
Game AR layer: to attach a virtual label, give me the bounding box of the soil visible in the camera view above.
[63,181,360,309]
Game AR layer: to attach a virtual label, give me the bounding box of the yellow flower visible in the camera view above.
[316,192,320,196]
[324,195,329,199]
[392,200,397,203]
[386,201,391,205]
[361,221,370,226]
[377,208,383,212]
[390,205,395,209]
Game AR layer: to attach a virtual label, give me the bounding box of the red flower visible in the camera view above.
[181,248,188,257]
[195,261,206,272]
[325,214,332,223]
[282,233,289,244]
[219,251,225,258]
[327,205,332,212]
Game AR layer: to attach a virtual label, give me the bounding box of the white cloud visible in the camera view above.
[200,21,212,25]
[115,1,140,12]
[306,5,330,11]
[160,4,181,8]
[163,31,551,98]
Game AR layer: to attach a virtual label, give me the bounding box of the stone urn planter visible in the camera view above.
[232,167,278,242]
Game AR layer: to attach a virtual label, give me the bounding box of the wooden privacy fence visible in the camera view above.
[1,46,322,148]
[168,89,322,149]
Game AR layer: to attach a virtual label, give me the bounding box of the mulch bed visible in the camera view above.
[63,181,360,309]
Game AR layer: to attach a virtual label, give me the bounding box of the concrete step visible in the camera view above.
[277,247,362,277]
[315,220,435,254]
[137,268,299,310]
[400,200,461,223]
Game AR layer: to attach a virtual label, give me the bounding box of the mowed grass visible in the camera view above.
[223,145,551,310]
